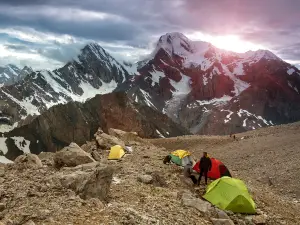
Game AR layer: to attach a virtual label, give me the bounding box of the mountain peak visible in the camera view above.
[152,32,210,60]
[243,49,281,61]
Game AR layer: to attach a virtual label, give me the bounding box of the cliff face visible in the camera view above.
[0,92,188,161]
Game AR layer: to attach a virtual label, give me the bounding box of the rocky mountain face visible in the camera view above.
[127,32,300,135]
[1,33,300,137]
[0,64,33,86]
[0,92,187,161]
[0,44,132,131]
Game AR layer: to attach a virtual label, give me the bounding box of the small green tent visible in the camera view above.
[203,176,256,214]
[169,150,192,166]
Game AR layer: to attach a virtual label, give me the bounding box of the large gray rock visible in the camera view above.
[14,153,43,169]
[94,128,125,149]
[54,142,95,168]
[215,208,231,220]
[38,152,55,167]
[23,220,36,225]
[59,165,113,201]
[211,218,235,225]
[62,161,101,172]
[252,215,267,224]
[108,128,139,144]
[137,174,153,184]
[0,203,6,211]
[91,150,102,161]
[0,166,5,177]
[181,192,212,215]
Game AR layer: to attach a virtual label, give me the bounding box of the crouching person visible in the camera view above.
[184,163,197,185]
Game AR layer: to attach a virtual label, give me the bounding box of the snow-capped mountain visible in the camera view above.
[127,32,300,134]
[0,43,132,132]
[1,33,300,136]
[0,64,33,86]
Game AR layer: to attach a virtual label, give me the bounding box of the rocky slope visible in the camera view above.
[128,32,300,134]
[0,92,188,162]
[0,125,299,225]
[0,44,132,132]
[0,64,33,86]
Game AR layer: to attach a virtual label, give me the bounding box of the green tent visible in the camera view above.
[203,176,256,214]
[170,154,182,165]
[169,150,193,166]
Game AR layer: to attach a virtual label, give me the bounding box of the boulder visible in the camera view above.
[0,203,5,211]
[91,150,102,161]
[38,152,55,166]
[59,165,113,201]
[108,128,139,144]
[94,128,125,149]
[62,161,101,172]
[137,174,153,184]
[252,215,267,224]
[181,192,212,215]
[215,208,231,220]
[211,218,235,225]
[81,140,98,154]
[23,220,36,225]
[54,143,95,169]
[14,153,43,169]
[0,166,4,177]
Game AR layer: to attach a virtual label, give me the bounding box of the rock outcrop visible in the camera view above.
[58,165,113,201]
[94,128,125,149]
[108,128,140,144]
[54,143,95,169]
[14,153,43,169]
[181,191,213,215]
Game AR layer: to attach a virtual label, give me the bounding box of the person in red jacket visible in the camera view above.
[197,152,212,185]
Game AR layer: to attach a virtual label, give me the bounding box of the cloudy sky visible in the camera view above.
[0,0,300,70]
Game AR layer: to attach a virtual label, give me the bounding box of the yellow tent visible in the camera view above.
[108,145,125,160]
[171,150,191,159]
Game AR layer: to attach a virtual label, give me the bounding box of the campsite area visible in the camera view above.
[0,123,300,224]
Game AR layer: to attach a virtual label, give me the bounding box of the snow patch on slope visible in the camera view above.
[140,89,157,109]
[78,80,117,101]
[221,63,250,95]
[221,109,234,123]
[196,95,232,106]
[0,137,8,155]
[287,68,295,75]
[169,73,191,95]
[0,123,18,133]
[0,156,13,163]
[237,109,272,126]
[150,70,165,86]
[11,137,31,153]
[233,63,245,75]
[156,129,165,138]
[2,91,40,119]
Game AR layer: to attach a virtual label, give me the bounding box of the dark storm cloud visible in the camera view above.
[276,43,300,61]
[0,0,300,66]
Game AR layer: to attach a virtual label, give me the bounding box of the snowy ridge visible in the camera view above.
[0,64,33,86]
[0,43,130,132]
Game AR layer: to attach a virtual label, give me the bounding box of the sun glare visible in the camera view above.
[187,32,264,53]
